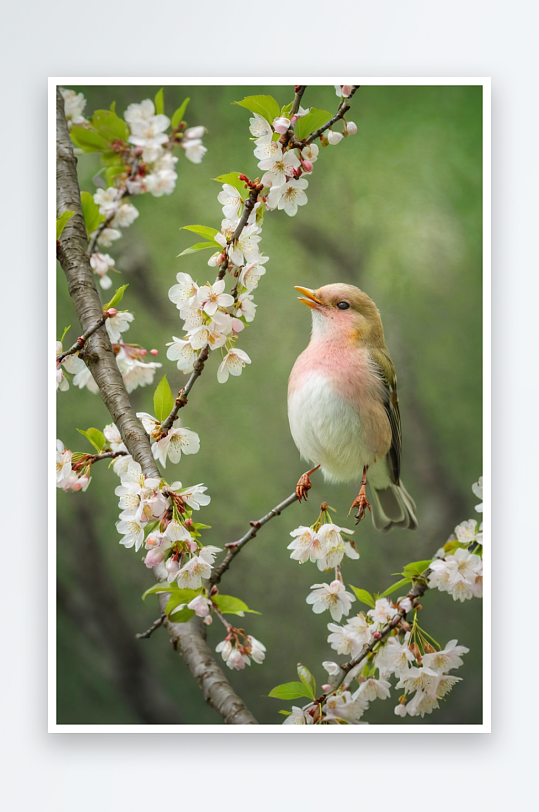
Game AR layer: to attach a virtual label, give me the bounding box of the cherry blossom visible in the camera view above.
[116,516,145,552]
[188,595,212,617]
[217,348,252,383]
[166,336,199,373]
[145,169,178,197]
[428,548,483,601]
[272,116,290,134]
[60,88,87,125]
[374,632,415,678]
[356,677,391,701]
[105,310,134,344]
[301,144,319,164]
[168,273,199,310]
[249,114,273,144]
[455,518,481,545]
[152,426,201,468]
[282,706,314,725]
[472,476,483,512]
[421,640,469,674]
[316,523,357,571]
[238,261,267,291]
[335,85,353,98]
[288,526,325,563]
[96,228,122,247]
[196,279,234,316]
[246,635,266,664]
[367,598,399,632]
[218,184,243,219]
[259,145,300,188]
[116,348,162,393]
[93,187,120,216]
[233,292,257,323]
[327,130,344,145]
[90,252,115,289]
[323,690,368,723]
[111,202,139,228]
[266,178,309,216]
[346,121,358,135]
[169,482,210,510]
[306,581,356,622]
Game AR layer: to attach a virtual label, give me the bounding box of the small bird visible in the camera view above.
[288,283,417,531]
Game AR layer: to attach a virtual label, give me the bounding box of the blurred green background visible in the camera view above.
[57,83,483,725]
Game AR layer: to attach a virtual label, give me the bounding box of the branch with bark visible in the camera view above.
[56,89,258,725]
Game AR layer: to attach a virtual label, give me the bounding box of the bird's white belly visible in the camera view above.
[288,372,379,483]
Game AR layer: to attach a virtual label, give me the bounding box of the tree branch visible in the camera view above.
[56,88,257,725]
[210,490,300,586]
[303,86,360,145]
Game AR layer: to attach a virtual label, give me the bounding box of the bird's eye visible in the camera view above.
[336,301,350,310]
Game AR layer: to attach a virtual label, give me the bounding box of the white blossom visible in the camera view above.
[327,130,344,145]
[306,581,356,622]
[60,88,87,124]
[374,633,415,678]
[215,223,261,266]
[182,139,207,164]
[247,635,266,664]
[238,261,267,291]
[283,706,314,725]
[260,146,300,188]
[421,640,469,674]
[367,598,399,632]
[116,348,161,393]
[145,169,178,197]
[111,202,139,228]
[166,336,199,373]
[428,548,482,602]
[96,227,121,247]
[171,482,210,510]
[116,517,145,552]
[472,476,483,513]
[152,426,201,468]
[322,661,341,677]
[335,85,353,98]
[168,272,198,310]
[455,519,481,545]
[217,348,252,383]
[106,311,134,343]
[266,178,308,216]
[249,114,273,144]
[72,364,99,394]
[218,184,243,219]
[196,279,234,316]
[93,187,120,216]
[188,595,212,617]
[90,252,115,290]
[356,677,391,702]
[324,690,368,723]
[301,144,319,163]
[316,523,357,571]
[287,526,325,563]
[234,292,257,323]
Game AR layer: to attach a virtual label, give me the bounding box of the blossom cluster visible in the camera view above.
[56,309,162,396]
[56,440,91,492]
[216,631,266,671]
[136,410,200,468]
[61,89,206,291]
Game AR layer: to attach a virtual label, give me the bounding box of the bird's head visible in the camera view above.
[295,283,385,346]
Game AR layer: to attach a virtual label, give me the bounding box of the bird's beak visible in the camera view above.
[295,286,324,310]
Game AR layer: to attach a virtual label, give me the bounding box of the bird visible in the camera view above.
[288,283,417,531]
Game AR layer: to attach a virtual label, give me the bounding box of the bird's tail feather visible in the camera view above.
[369,481,418,532]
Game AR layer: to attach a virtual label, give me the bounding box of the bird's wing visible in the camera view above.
[371,347,402,485]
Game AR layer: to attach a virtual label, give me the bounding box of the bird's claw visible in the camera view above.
[350,491,372,525]
[295,465,320,502]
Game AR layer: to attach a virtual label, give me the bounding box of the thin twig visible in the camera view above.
[210,491,300,586]
[72,450,128,472]
[57,313,110,364]
[290,85,307,117]
[136,614,166,639]
[232,185,261,242]
[303,86,360,146]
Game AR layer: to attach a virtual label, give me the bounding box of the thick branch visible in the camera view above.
[211,491,299,586]
[158,598,258,724]
[56,89,257,725]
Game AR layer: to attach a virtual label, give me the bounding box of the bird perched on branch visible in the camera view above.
[288,283,417,531]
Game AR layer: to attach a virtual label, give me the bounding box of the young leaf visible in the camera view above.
[268,682,312,700]
[278,710,292,716]
[212,595,261,615]
[60,325,71,343]
[164,588,202,615]
[77,427,106,453]
[402,560,433,578]
[110,101,117,114]
[294,108,333,141]
[280,101,294,117]
[181,224,219,242]
[142,583,176,600]
[234,95,281,123]
[103,284,129,311]
[177,241,218,258]
[213,172,247,197]
[70,125,110,153]
[80,191,105,237]
[154,88,165,116]
[171,97,190,129]
[92,109,130,143]
[105,165,126,187]
[377,578,412,599]
[297,664,316,699]
[349,585,376,609]
[56,210,75,240]
[168,606,195,623]
[153,375,174,423]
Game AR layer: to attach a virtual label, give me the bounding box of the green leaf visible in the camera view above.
[268,682,312,700]
[103,284,129,311]
[80,191,105,237]
[105,165,126,187]
[171,97,190,129]
[110,101,116,114]
[234,95,281,123]
[153,375,174,423]
[294,108,333,141]
[70,125,110,153]
[377,578,412,599]
[60,325,71,343]
[142,583,176,600]
[168,606,195,623]
[280,101,294,117]
[100,151,125,167]
[77,427,106,453]
[212,595,261,615]
[56,210,75,240]
[154,88,164,116]
[213,172,247,197]
[349,585,376,609]
[181,225,219,242]
[92,109,130,143]
[165,588,202,615]
[177,241,218,258]
[278,710,292,716]
[297,665,316,699]
[402,559,433,578]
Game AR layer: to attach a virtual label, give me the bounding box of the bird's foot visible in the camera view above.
[349,466,371,524]
[295,465,320,502]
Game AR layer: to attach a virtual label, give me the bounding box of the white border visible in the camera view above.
[49,76,490,734]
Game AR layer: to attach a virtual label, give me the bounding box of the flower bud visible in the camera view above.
[373,631,382,640]
[186,539,198,553]
[150,348,159,356]
[231,318,245,333]
[301,160,313,173]
[183,126,206,140]
[203,615,212,625]
[346,121,358,135]
[144,549,165,568]
[328,130,344,145]
[291,114,299,126]
[188,595,211,617]
[106,308,118,317]
[184,518,194,528]
[166,557,180,574]
[322,684,331,693]
[272,116,291,134]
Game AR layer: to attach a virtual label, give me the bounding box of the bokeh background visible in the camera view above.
[56,83,483,725]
